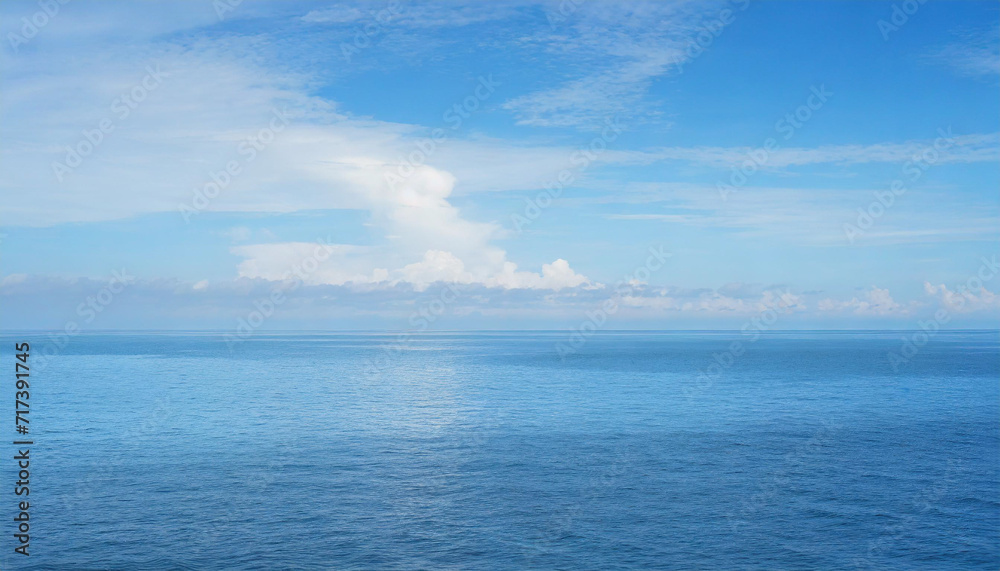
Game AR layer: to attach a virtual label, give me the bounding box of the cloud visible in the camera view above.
[231,243,592,292]
[818,286,908,316]
[0,274,805,326]
[301,6,367,24]
[503,54,680,128]
[7,272,999,331]
[923,281,1000,313]
[622,288,804,314]
[230,242,383,286]
[302,2,522,28]
[0,30,589,227]
[0,273,604,330]
[3,0,997,333]
[221,226,253,242]
[501,0,723,128]
[600,182,1000,246]
[925,26,1000,78]
[487,258,591,291]
[0,28,599,289]
[612,133,1000,169]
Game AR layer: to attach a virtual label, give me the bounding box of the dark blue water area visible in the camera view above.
[1,331,997,570]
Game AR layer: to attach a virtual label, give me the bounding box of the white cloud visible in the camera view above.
[923,281,1000,313]
[221,226,253,242]
[396,250,471,290]
[501,1,714,128]
[925,26,1000,78]
[0,38,588,227]
[503,54,680,128]
[0,32,600,287]
[303,2,521,28]
[231,243,592,292]
[623,288,804,314]
[487,258,590,291]
[231,242,383,286]
[9,272,999,330]
[600,182,1000,246]
[612,133,1000,169]
[301,6,366,24]
[818,286,907,316]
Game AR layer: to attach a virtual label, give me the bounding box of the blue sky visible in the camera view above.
[1,0,998,330]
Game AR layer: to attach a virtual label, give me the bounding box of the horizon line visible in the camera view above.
[2,328,998,334]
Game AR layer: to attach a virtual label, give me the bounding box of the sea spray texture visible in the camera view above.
[6,331,998,569]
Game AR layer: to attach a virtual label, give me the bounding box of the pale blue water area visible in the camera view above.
[4,331,998,570]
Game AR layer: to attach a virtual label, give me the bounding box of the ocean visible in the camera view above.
[4,331,998,570]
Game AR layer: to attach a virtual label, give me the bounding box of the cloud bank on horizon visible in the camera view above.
[0,0,998,330]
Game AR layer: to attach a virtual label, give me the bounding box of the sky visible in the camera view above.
[0,0,998,331]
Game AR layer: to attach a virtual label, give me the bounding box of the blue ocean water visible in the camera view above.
[3,331,998,570]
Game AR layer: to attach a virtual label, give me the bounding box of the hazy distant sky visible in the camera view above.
[1,0,998,329]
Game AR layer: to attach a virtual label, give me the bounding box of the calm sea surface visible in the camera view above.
[4,331,998,570]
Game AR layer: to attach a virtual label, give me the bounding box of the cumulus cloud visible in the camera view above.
[923,282,1000,313]
[488,258,591,291]
[231,243,592,292]
[1,31,601,292]
[396,250,470,289]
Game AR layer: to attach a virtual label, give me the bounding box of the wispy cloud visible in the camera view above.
[303,1,523,28]
[925,25,1000,78]
[501,0,731,128]
[611,133,1000,169]
[601,182,1000,246]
